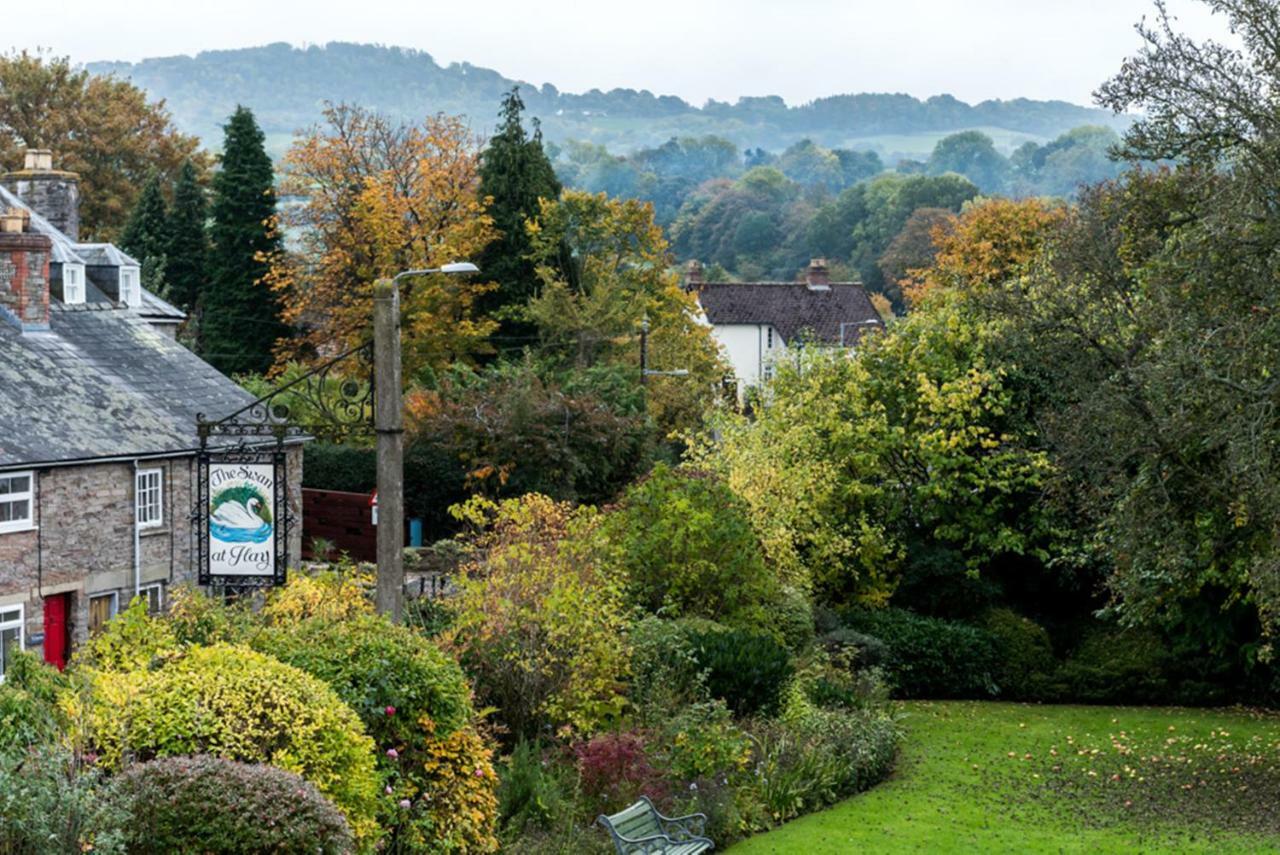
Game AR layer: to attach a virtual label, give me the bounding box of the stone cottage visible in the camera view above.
[0,151,302,674]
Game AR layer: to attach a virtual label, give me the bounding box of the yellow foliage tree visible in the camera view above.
[268,104,497,375]
[525,190,727,435]
[902,197,1065,308]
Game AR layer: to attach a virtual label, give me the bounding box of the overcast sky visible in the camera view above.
[12,0,1236,107]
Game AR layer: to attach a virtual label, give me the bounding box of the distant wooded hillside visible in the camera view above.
[87,42,1128,158]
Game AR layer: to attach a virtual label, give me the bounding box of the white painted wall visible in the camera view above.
[708,323,786,396]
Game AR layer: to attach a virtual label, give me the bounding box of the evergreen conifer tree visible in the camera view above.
[476,88,563,347]
[165,159,209,315]
[204,106,286,375]
[118,171,169,295]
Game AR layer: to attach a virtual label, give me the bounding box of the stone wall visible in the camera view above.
[0,445,303,654]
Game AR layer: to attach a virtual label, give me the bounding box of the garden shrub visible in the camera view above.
[165,584,256,647]
[685,625,793,717]
[104,755,352,854]
[498,740,574,836]
[304,441,377,493]
[445,495,631,739]
[1042,625,1171,704]
[598,464,781,632]
[983,607,1056,698]
[76,598,177,672]
[744,706,898,827]
[81,643,380,844]
[628,616,707,719]
[773,585,816,652]
[841,607,998,698]
[792,649,890,712]
[255,612,495,853]
[261,565,375,624]
[0,651,73,751]
[816,627,889,670]
[0,744,126,854]
[573,731,668,817]
[651,700,752,783]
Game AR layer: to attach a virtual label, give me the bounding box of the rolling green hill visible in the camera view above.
[87,42,1128,156]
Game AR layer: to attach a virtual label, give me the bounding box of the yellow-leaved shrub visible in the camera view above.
[79,643,381,846]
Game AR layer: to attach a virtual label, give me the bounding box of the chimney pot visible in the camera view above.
[3,151,79,241]
[684,259,704,291]
[0,208,27,234]
[24,149,53,172]
[806,257,830,290]
[0,228,53,331]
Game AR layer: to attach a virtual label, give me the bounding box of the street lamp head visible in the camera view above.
[439,261,480,274]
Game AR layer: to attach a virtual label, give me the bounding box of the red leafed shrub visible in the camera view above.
[574,732,669,815]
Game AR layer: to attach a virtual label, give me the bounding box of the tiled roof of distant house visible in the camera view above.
[693,259,884,346]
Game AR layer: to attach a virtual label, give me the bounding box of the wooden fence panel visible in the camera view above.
[302,488,379,562]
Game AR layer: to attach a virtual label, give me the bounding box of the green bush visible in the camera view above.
[841,607,998,699]
[744,706,898,827]
[816,627,890,670]
[600,464,781,632]
[983,608,1056,699]
[83,643,381,845]
[104,755,352,854]
[1040,626,1171,704]
[304,441,377,492]
[685,625,793,717]
[0,744,126,854]
[628,616,708,719]
[774,585,816,652]
[0,651,72,752]
[255,613,472,748]
[254,613,497,853]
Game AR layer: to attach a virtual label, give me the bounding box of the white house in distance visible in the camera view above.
[690,258,884,397]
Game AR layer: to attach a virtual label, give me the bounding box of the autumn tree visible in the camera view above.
[876,207,955,304]
[476,88,563,346]
[271,104,495,375]
[0,50,207,239]
[205,106,286,375]
[525,190,725,435]
[901,197,1064,307]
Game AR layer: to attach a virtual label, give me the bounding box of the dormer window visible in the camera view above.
[119,266,141,308]
[63,263,85,305]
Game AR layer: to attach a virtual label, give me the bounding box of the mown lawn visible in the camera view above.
[731,701,1280,854]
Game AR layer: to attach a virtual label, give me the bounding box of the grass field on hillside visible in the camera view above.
[731,701,1280,854]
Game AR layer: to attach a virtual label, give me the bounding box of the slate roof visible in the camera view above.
[696,281,884,345]
[0,303,258,468]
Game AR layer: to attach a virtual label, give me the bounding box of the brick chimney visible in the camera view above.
[1,149,80,241]
[0,208,53,331]
[684,259,704,292]
[805,257,830,291]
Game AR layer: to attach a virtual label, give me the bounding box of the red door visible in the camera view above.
[43,593,70,671]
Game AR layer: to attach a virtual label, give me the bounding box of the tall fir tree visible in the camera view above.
[476,88,564,347]
[165,159,209,315]
[204,106,286,375]
[118,171,169,295]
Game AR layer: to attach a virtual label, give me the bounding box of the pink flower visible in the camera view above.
[399,799,412,810]
[385,706,396,716]
[385,786,394,795]
[386,748,399,759]
[474,767,485,778]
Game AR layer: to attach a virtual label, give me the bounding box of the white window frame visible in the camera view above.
[136,468,163,528]
[0,471,35,535]
[137,583,164,615]
[88,591,119,636]
[119,266,141,308]
[63,263,85,305]
[0,604,23,683]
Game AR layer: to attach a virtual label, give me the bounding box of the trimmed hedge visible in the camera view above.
[685,624,794,716]
[841,607,998,699]
[983,608,1055,700]
[105,756,352,854]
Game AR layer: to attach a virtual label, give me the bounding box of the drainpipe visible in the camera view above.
[131,460,141,599]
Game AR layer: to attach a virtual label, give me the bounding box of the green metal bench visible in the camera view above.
[596,795,714,854]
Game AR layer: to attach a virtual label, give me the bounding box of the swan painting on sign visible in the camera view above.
[207,462,277,576]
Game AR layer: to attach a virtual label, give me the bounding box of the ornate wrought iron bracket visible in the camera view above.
[197,342,375,448]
